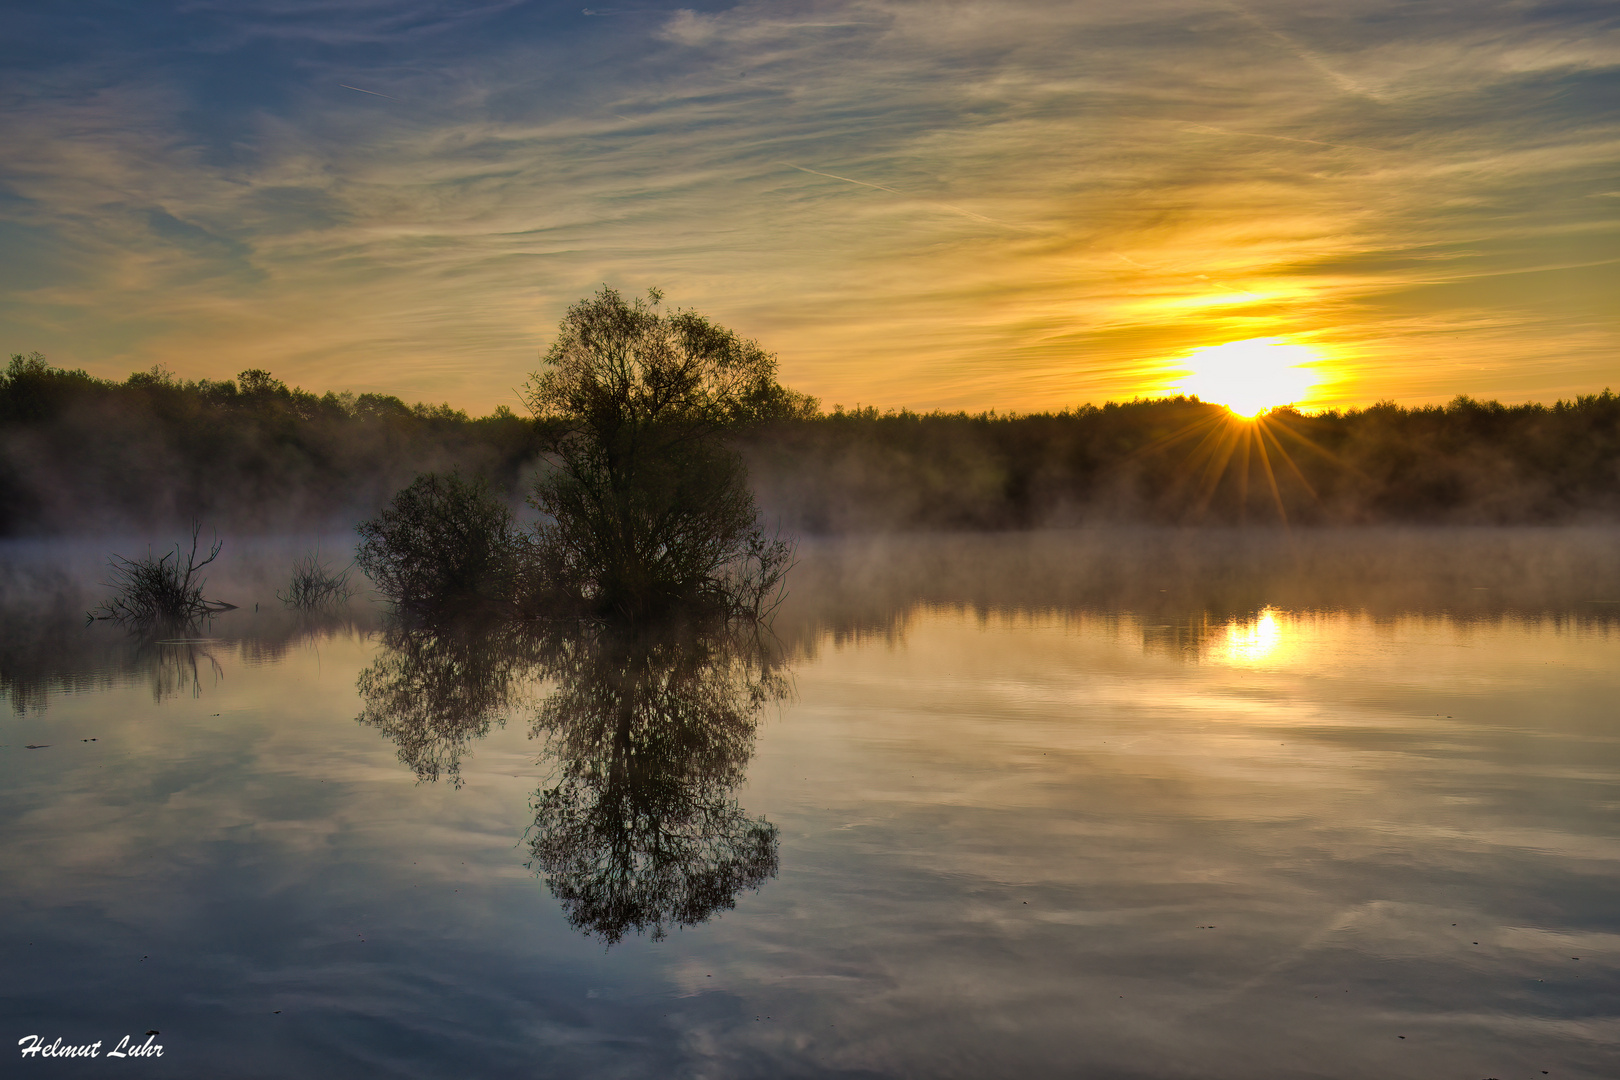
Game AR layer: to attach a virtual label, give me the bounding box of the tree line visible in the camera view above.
[742,393,1620,528]
[6,348,1620,534]
[0,351,541,535]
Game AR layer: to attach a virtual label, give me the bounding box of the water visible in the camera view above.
[3,531,1618,1078]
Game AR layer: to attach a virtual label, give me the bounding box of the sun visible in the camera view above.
[1173,338,1321,418]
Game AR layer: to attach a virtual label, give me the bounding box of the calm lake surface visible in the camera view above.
[3,530,1618,1078]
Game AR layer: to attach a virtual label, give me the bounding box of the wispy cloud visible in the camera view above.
[0,0,1615,411]
[1221,2,1390,102]
[338,84,402,101]
[774,162,1035,232]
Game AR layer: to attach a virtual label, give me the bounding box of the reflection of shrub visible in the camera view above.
[277,551,356,609]
[355,472,522,615]
[356,620,541,786]
[88,523,236,629]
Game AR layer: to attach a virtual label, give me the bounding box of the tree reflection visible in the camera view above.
[526,619,785,944]
[355,614,786,944]
[140,636,225,702]
[0,598,375,715]
[356,618,541,786]
[0,618,224,711]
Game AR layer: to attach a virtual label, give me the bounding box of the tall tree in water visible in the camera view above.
[526,287,796,622]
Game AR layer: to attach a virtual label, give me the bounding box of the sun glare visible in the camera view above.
[1174,338,1321,418]
[1224,608,1284,664]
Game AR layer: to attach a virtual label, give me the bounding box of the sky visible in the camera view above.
[2,0,1617,415]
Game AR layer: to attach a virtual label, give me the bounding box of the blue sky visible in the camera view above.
[2,0,1617,412]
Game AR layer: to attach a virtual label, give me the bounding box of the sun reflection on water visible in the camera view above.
[1224,607,1284,663]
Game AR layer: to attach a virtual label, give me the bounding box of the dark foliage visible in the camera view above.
[87,522,236,629]
[525,287,801,620]
[741,393,1620,528]
[0,352,541,535]
[12,347,1620,532]
[355,472,525,617]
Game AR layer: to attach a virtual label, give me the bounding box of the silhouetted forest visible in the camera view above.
[743,394,1620,528]
[0,352,542,534]
[6,351,1620,534]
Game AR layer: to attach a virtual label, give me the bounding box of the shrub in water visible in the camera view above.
[355,471,522,616]
[277,551,356,609]
[88,523,236,629]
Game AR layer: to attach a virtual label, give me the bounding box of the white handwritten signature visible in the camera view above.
[18,1035,164,1058]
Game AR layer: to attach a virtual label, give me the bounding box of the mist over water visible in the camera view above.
[11,527,1620,711]
[2,529,1617,1078]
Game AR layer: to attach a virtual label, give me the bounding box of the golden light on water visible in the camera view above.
[1224,608,1284,664]
[1174,339,1323,418]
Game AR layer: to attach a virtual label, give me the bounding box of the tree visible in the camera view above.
[525,287,794,621]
